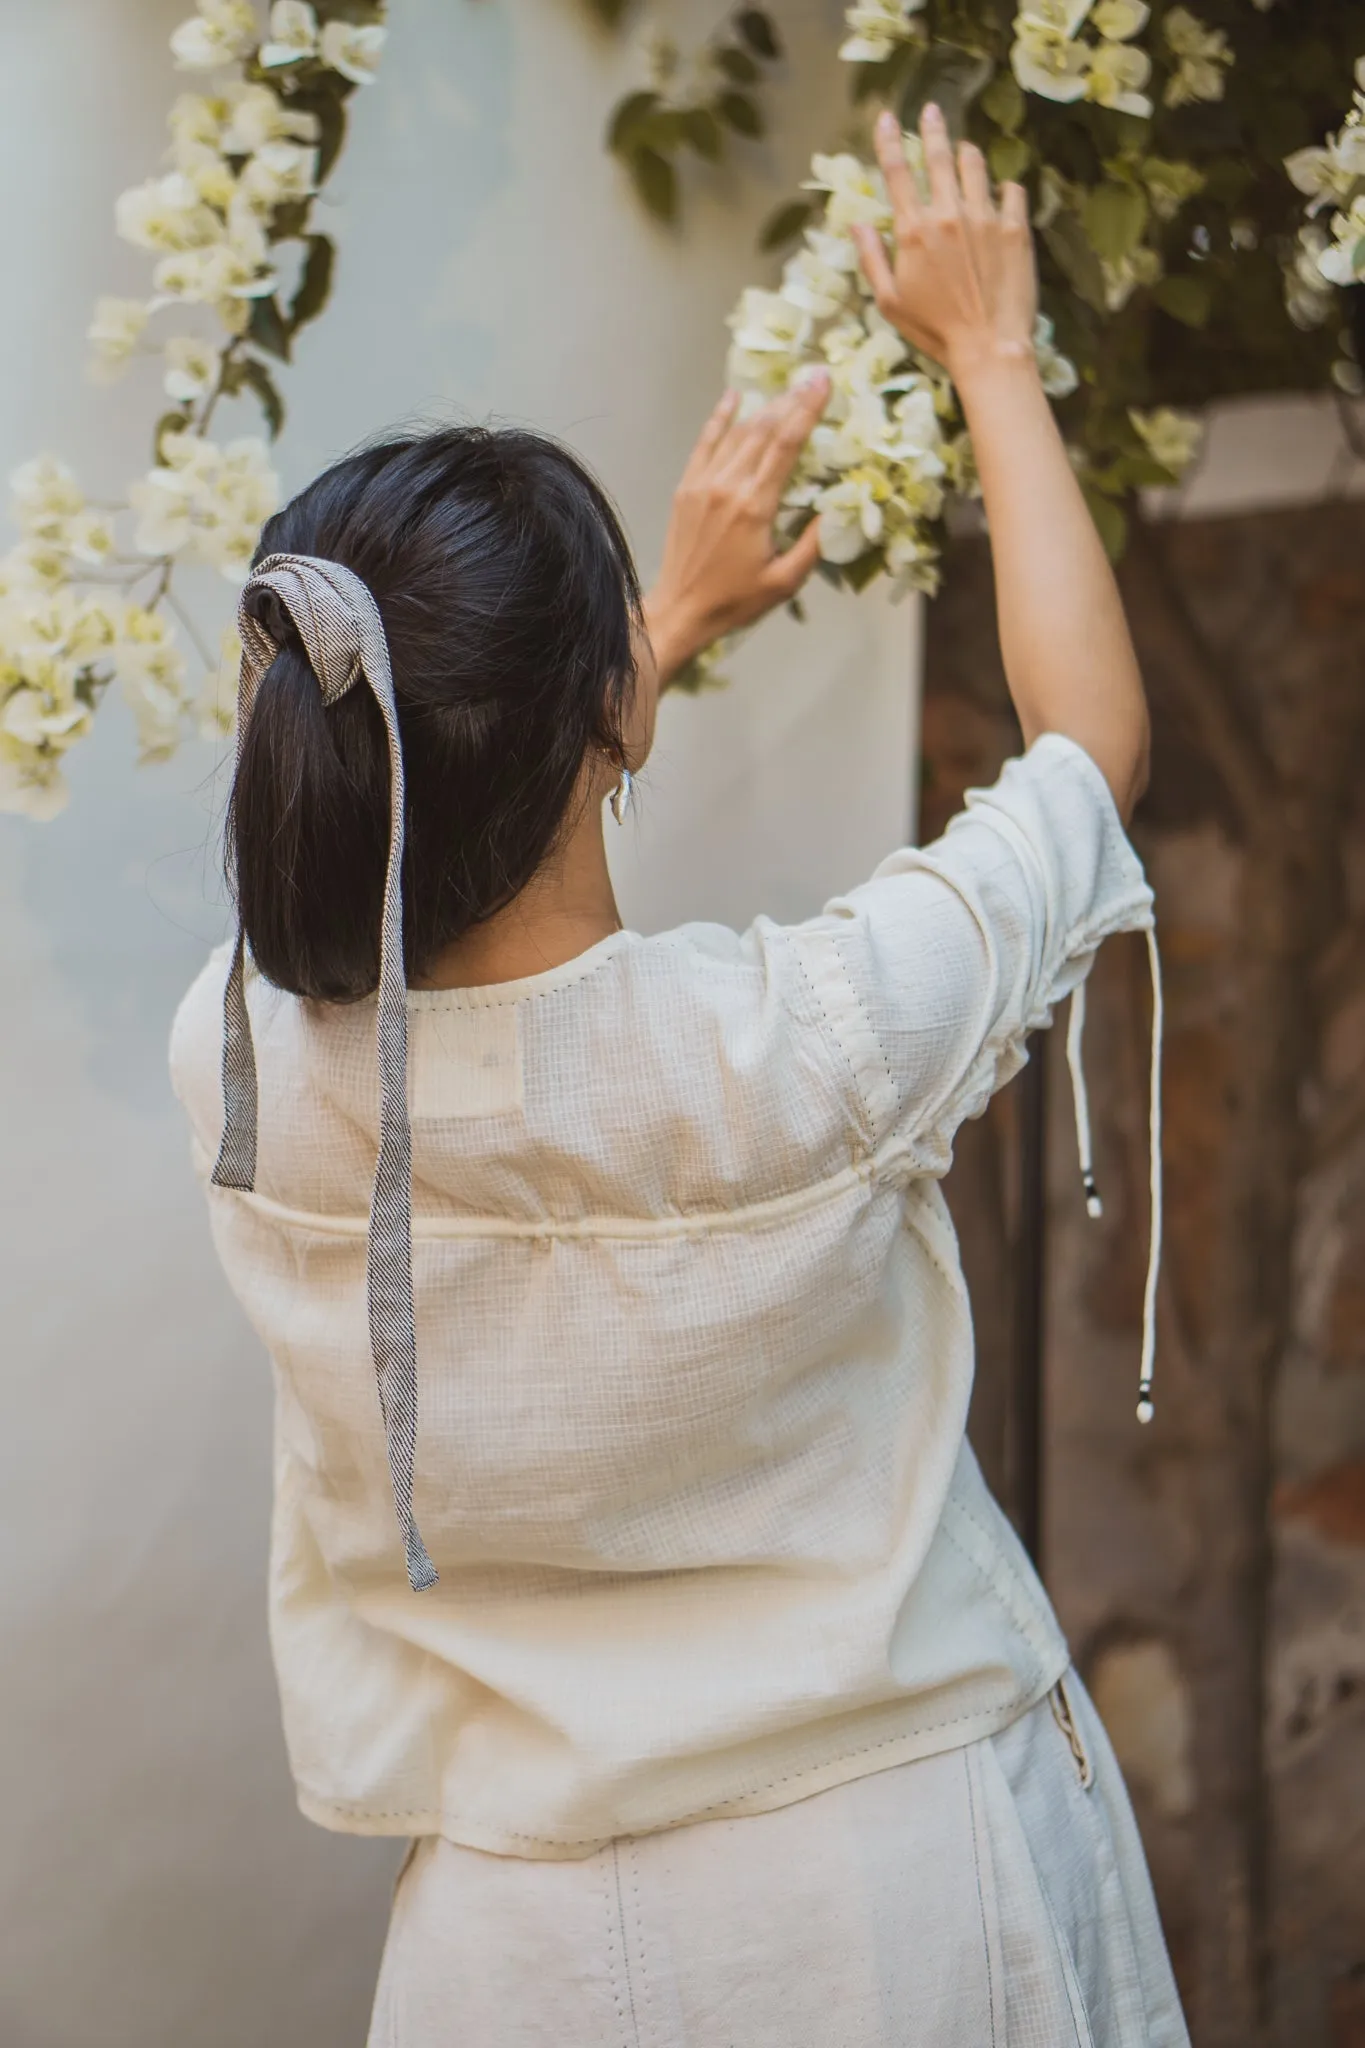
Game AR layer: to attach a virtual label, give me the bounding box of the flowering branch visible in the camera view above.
[0,0,387,820]
[1283,56,1365,396]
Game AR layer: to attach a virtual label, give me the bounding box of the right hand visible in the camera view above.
[851,104,1038,386]
[644,373,831,686]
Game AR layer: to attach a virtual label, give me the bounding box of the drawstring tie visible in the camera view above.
[212,552,438,1593]
[1066,925,1163,1424]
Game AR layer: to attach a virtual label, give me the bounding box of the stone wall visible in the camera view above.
[922,502,1365,2048]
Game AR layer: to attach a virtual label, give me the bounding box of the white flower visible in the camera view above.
[62,513,119,568]
[1318,202,1365,288]
[170,0,258,72]
[154,216,277,315]
[884,528,940,597]
[164,336,223,404]
[131,434,279,581]
[87,297,151,383]
[1161,9,1232,106]
[0,750,70,820]
[320,20,386,87]
[237,138,317,212]
[175,142,238,211]
[728,288,814,358]
[260,1,319,68]
[11,457,84,536]
[1086,40,1152,115]
[838,0,926,66]
[779,247,851,320]
[815,468,889,561]
[221,82,320,154]
[1286,128,1365,215]
[1091,0,1148,38]
[805,153,893,232]
[113,608,190,759]
[1012,21,1091,104]
[1019,0,1093,32]
[1129,406,1203,475]
[116,172,221,254]
[168,91,230,154]
[1033,314,1079,397]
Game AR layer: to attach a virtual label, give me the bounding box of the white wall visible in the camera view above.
[0,6,916,2047]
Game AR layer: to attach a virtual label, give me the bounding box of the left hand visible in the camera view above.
[645,374,831,685]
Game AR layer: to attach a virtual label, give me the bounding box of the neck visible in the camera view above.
[411,776,624,991]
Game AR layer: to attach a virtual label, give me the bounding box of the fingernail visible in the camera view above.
[923,101,943,124]
[876,109,898,138]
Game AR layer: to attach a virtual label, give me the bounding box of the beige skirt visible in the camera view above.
[366,1669,1189,2048]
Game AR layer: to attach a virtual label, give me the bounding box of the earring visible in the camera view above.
[609,766,633,825]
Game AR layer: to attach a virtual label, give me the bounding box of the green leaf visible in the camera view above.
[1043,215,1108,313]
[289,233,335,335]
[988,135,1030,183]
[1081,484,1129,562]
[1152,273,1213,329]
[608,89,661,153]
[582,0,632,23]
[266,198,311,244]
[297,86,348,185]
[758,196,816,252]
[679,107,723,161]
[249,294,293,361]
[842,548,886,593]
[899,43,993,137]
[628,146,678,224]
[1082,182,1149,265]
[715,46,759,86]
[230,355,287,440]
[153,409,192,463]
[980,71,1025,137]
[735,9,780,61]
[1095,452,1179,490]
[717,91,763,139]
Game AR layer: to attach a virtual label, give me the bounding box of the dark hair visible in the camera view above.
[225,425,642,1002]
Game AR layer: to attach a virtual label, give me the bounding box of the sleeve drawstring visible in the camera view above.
[1066,924,1163,1425]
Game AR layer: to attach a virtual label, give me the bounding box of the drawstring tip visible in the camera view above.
[1083,1176,1104,1220]
[1136,1392,1154,1426]
[406,1529,439,1593]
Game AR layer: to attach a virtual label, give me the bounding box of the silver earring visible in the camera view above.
[609,766,633,825]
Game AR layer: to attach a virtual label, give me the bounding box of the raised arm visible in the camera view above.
[852,106,1150,821]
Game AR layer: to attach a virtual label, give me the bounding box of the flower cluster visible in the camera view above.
[1282,57,1365,392]
[1011,1,1154,120]
[723,138,1078,610]
[0,2,386,818]
[0,461,193,814]
[838,0,927,66]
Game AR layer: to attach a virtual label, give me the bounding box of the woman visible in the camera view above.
[172,107,1186,2046]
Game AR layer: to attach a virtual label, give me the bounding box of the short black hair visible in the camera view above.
[226,424,641,1001]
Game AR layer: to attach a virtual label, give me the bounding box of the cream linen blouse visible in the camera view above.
[170,733,1155,1860]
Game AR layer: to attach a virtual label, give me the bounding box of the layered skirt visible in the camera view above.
[366,1670,1188,2048]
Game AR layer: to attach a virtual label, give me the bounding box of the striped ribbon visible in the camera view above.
[212,551,438,1593]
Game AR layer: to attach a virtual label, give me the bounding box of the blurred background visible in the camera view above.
[0,3,1361,2046]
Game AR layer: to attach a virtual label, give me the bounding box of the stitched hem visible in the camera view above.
[292,1663,1069,1858]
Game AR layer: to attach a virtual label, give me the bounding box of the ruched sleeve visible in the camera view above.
[780,732,1154,1177]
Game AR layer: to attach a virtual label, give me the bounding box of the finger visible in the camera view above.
[920,102,959,215]
[681,388,741,484]
[764,516,824,600]
[872,108,922,233]
[956,139,993,220]
[1001,179,1030,233]
[851,221,896,310]
[752,372,830,492]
